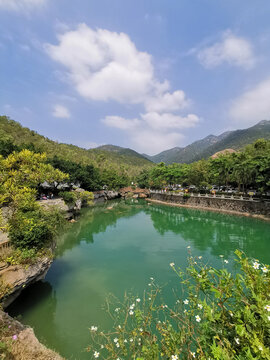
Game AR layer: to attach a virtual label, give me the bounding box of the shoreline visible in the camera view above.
[147,198,270,222]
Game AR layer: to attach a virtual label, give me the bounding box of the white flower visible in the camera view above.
[184,309,187,313]
[136,298,141,302]
[183,299,189,305]
[198,274,202,278]
[94,351,100,358]
[118,325,121,329]
[115,308,120,312]
[229,311,233,317]
[91,326,98,331]
[190,352,196,358]
[259,346,263,351]
[130,338,133,342]
[150,277,154,280]
[129,310,134,315]
[198,304,203,309]
[265,305,270,311]
[253,261,260,270]
[171,355,178,360]
[139,328,143,332]
[195,315,201,322]
[148,283,152,286]
[170,262,175,267]
[224,260,229,264]
[113,338,118,343]
[187,246,191,249]
[235,338,240,345]
[219,255,224,258]
[262,266,268,273]
[198,256,202,259]
[124,339,127,343]
[100,345,104,349]
[116,342,120,348]
[148,297,151,300]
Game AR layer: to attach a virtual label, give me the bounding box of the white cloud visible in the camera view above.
[45,24,162,104]
[102,115,141,130]
[132,130,184,155]
[145,90,189,113]
[102,112,199,153]
[52,104,71,119]
[197,31,255,69]
[0,0,46,11]
[46,25,201,153]
[142,112,199,130]
[230,77,270,126]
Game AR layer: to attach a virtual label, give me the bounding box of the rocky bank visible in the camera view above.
[0,310,63,359]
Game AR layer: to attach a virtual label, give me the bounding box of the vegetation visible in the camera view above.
[0,116,153,185]
[89,251,270,359]
[59,189,94,206]
[136,139,270,193]
[0,149,67,251]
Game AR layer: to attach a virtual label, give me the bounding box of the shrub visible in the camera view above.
[88,251,270,359]
[8,207,65,249]
[59,191,76,204]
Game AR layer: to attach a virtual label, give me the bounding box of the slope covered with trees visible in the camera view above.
[0,116,152,176]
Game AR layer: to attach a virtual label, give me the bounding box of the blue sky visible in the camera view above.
[1,0,270,154]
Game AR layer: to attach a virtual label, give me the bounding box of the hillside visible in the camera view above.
[0,116,153,175]
[192,120,270,162]
[146,132,232,164]
[96,144,151,162]
[146,120,270,164]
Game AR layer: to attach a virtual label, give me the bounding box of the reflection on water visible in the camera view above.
[7,200,270,359]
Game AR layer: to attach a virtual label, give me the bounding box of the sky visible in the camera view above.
[1,0,270,155]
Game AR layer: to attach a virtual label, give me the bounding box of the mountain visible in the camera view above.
[0,116,153,174]
[146,120,270,164]
[96,144,151,162]
[192,120,270,162]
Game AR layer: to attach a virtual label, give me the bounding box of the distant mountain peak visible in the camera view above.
[145,120,270,164]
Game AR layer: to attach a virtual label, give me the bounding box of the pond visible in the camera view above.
[7,200,270,359]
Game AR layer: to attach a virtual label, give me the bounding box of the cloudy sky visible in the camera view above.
[1,0,270,154]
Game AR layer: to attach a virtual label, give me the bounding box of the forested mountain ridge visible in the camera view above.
[0,116,152,175]
[145,120,270,164]
[96,144,151,162]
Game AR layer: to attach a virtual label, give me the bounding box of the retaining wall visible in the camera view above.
[150,192,270,217]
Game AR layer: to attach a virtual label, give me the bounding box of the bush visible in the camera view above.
[59,191,76,204]
[88,251,270,359]
[8,207,65,249]
[59,190,94,206]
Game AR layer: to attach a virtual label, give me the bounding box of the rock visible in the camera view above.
[106,191,120,200]
[0,310,64,359]
[39,198,69,212]
[0,256,53,308]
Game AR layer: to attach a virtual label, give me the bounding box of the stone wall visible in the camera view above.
[150,193,270,217]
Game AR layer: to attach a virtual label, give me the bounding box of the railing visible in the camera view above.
[149,190,268,203]
[0,239,11,253]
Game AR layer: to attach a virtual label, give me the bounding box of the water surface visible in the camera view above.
[7,200,270,359]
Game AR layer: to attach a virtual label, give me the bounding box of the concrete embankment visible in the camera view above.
[149,192,270,220]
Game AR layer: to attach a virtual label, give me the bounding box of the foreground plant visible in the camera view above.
[88,250,270,359]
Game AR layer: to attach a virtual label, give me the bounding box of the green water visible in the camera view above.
[7,200,270,359]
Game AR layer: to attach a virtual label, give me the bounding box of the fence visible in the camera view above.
[149,190,269,203]
[0,239,11,253]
